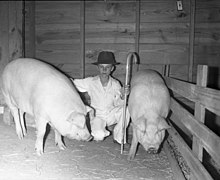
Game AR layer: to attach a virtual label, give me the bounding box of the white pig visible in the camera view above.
[127,69,170,160]
[1,58,93,156]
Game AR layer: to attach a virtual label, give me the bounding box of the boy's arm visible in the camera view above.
[70,78,88,93]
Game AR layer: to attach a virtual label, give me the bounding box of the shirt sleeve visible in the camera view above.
[114,81,124,106]
[71,78,90,93]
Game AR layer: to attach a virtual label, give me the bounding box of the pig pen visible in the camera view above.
[0,115,175,180]
[1,64,219,180]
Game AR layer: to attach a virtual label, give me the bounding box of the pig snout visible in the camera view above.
[78,128,93,141]
[86,134,93,142]
[66,124,92,142]
[147,147,158,154]
[80,129,93,142]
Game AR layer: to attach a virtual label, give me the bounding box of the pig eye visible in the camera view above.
[138,129,146,136]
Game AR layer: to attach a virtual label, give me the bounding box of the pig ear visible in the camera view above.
[158,117,170,132]
[67,112,85,129]
[135,115,146,133]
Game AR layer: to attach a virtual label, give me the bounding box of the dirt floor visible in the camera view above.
[0,118,174,180]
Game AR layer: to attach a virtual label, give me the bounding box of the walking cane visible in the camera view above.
[121,52,138,154]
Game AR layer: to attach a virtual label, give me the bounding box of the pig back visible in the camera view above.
[129,69,170,119]
[1,58,86,120]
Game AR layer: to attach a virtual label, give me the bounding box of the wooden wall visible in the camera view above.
[194,0,220,89]
[24,0,189,84]
[0,1,23,103]
[24,0,220,88]
[0,1,219,88]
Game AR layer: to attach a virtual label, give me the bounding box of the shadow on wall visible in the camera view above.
[207,66,220,90]
[206,66,220,136]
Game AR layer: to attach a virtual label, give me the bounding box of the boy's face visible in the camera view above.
[97,64,114,78]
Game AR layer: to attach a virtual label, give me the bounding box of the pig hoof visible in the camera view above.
[35,148,44,156]
[35,145,44,156]
[56,142,66,150]
[93,138,103,142]
[23,130,27,136]
[17,132,24,140]
[127,155,134,161]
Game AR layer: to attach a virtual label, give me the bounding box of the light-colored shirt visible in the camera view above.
[73,76,123,117]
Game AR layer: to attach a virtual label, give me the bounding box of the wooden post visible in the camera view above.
[22,0,25,57]
[9,1,23,61]
[188,0,196,82]
[1,1,23,125]
[135,0,140,55]
[80,0,85,78]
[25,1,35,58]
[163,64,170,77]
[0,1,9,67]
[0,1,9,117]
[193,65,208,161]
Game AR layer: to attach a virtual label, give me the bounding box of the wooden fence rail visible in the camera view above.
[164,65,220,180]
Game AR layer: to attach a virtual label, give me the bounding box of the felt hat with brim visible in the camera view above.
[92,51,120,65]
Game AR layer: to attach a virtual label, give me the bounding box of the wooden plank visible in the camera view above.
[195,0,220,23]
[22,0,25,57]
[188,0,195,82]
[36,24,80,31]
[25,1,35,58]
[84,1,190,23]
[85,2,136,23]
[139,44,188,65]
[167,125,213,180]
[194,44,220,65]
[85,44,188,65]
[169,111,192,139]
[164,77,220,116]
[66,63,187,85]
[80,0,85,78]
[36,1,80,11]
[193,65,208,161]
[169,65,189,81]
[36,43,135,65]
[170,98,220,166]
[0,1,9,65]
[35,22,190,45]
[35,23,189,44]
[35,1,80,24]
[8,1,23,60]
[140,23,189,44]
[194,23,220,44]
[0,1,9,105]
[35,51,80,64]
[36,30,80,44]
[55,63,82,79]
[140,0,190,23]
[135,0,140,54]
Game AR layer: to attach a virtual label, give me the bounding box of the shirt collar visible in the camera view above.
[93,75,113,89]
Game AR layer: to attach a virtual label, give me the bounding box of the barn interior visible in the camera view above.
[0,0,220,180]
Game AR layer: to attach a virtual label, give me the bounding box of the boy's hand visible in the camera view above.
[120,85,130,99]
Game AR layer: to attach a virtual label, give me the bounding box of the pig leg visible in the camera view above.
[11,107,24,140]
[3,94,24,139]
[19,109,27,136]
[35,117,47,156]
[54,129,66,150]
[128,125,138,160]
[8,105,24,139]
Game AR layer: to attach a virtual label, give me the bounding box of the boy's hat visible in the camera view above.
[92,51,120,65]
